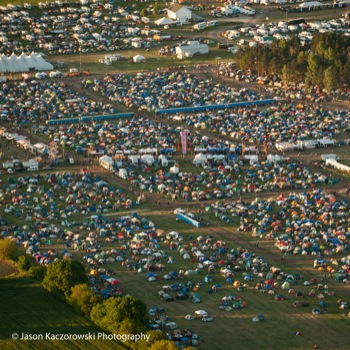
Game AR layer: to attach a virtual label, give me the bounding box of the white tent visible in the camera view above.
[321,154,338,161]
[244,155,259,165]
[158,155,168,167]
[154,17,174,26]
[133,54,146,63]
[326,159,350,172]
[0,52,53,73]
[195,310,208,318]
[193,153,207,166]
[299,1,322,8]
[141,154,154,165]
[99,155,114,171]
[170,165,179,174]
[267,154,285,162]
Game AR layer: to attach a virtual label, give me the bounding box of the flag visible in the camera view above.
[181,130,188,155]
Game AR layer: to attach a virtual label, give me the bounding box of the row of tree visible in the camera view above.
[235,33,350,93]
[41,260,181,350]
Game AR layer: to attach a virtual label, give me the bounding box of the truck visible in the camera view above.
[68,70,90,77]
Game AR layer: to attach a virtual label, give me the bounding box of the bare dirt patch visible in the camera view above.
[0,261,17,277]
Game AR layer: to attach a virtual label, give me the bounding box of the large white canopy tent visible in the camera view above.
[0,52,53,73]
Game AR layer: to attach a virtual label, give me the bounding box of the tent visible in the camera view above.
[154,17,174,26]
[299,1,322,8]
[195,310,208,318]
[133,54,146,63]
[99,155,114,171]
[193,153,207,167]
[0,52,53,73]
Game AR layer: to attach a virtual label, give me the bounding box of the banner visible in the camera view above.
[181,130,188,155]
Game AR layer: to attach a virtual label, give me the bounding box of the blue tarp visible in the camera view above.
[176,213,200,228]
[156,100,275,115]
[47,112,134,125]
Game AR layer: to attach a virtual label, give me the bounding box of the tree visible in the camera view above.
[0,238,18,260]
[281,64,291,87]
[17,255,31,272]
[323,66,338,95]
[148,340,178,350]
[140,8,147,17]
[340,61,350,86]
[67,283,102,315]
[27,266,46,279]
[153,4,159,15]
[91,296,148,335]
[42,260,87,296]
[136,331,166,350]
[306,53,324,87]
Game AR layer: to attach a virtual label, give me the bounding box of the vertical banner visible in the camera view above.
[181,130,187,155]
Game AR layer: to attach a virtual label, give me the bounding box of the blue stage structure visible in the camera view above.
[156,99,275,115]
[176,213,200,228]
[46,112,134,125]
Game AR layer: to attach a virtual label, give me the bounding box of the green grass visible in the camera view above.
[53,46,235,75]
[0,0,41,5]
[0,277,128,349]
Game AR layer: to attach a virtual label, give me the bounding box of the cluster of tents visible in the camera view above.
[205,190,349,256]
[0,171,134,223]
[83,72,267,111]
[0,2,169,56]
[0,80,114,123]
[175,104,350,145]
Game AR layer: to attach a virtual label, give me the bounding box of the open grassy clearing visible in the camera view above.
[0,277,127,350]
[55,48,235,75]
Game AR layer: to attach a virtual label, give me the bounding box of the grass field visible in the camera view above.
[54,48,234,75]
[0,277,128,350]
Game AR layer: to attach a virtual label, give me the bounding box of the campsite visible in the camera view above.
[0,0,349,349]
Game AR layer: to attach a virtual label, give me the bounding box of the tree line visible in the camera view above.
[235,32,350,94]
[0,239,184,350]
